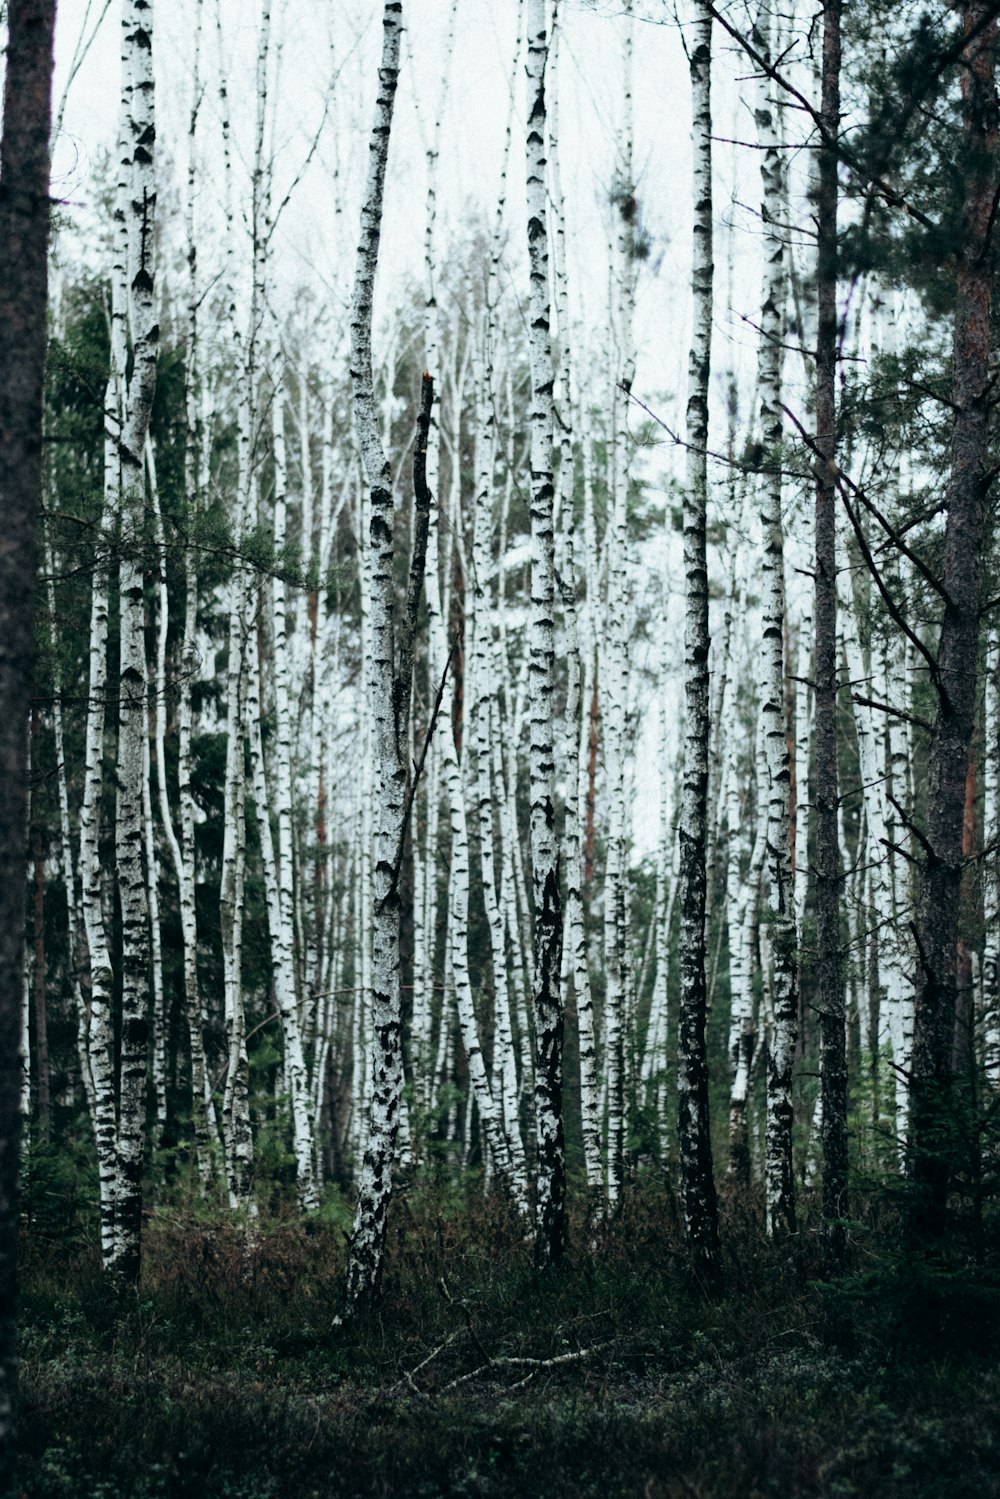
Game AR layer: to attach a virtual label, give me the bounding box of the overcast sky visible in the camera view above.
[46,0,822,859]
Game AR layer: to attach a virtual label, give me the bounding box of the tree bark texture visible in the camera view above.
[525,0,568,1267]
[909,0,998,1234]
[109,0,160,1287]
[340,0,417,1314]
[814,0,846,1264]
[678,0,721,1284]
[0,0,56,1485]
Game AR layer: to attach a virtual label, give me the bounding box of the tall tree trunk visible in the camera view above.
[265,364,319,1212]
[754,0,798,1242]
[0,0,56,1484]
[525,0,567,1268]
[340,0,414,1315]
[42,527,94,1122]
[111,0,160,1287]
[677,0,721,1284]
[909,0,998,1235]
[82,23,130,1271]
[174,0,218,1189]
[814,0,847,1266]
[29,733,49,1143]
[983,622,1000,1087]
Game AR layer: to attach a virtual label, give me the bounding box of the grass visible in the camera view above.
[17,1178,1000,1497]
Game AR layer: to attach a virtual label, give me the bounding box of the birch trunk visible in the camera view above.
[81,41,129,1269]
[525,0,567,1266]
[110,0,160,1285]
[43,529,94,1119]
[341,1,409,1314]
[471,355,527,1198]
[754,3,798,1241]
[266,366,319,1211]
[677,0,721,1280]
[175,0,217,1187]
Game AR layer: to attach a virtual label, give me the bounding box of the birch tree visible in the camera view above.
[753,0,798,1243]
[677,0,721,1282]
[525,0,567,1267]
[109,0,160,1286]
[341,0,434,1313]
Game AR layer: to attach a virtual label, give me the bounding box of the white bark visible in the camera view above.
[754,7,797,1238]
[110,0,159,1282]
[729,712,767,1176]
[43,525,94,1120]
[471,350,527,1197]
[341,1,406,1314]
[248,655,318,1211]
[80,29,128,1268]
[677,0,720,1271]
[265,362,319,1210]
[525,0,566,1265]
[175,7,218,1186]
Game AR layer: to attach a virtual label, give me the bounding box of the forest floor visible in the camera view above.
[16,1171,1000,1499]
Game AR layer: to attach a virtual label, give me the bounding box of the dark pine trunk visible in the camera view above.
[909,0,998,1240]
[815,0,847,1270]
[0,1,57,1489]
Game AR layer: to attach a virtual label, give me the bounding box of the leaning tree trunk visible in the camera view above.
[909,0,998,1235]
[525,0,568,1268]
[0,1,56,1486]
[677,0,721,1284]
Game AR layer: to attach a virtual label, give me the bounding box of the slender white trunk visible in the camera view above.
[525,0,566,1266]
[111,0,160,1283]
[248,646,318,1208]
[175,14,217,1183]
[729,713,767,1178]
[43,526,94,1119]
[754,5,797,1238]
[677,0,720,1275]
[142,706,167,1153]
[80,29,128,1269]
[471,352,527,1196]
[341,2,406,1315]
[266,363,319,1210]
[600,17,636,1207]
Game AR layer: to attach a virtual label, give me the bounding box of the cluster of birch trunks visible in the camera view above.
[23,0,1000,1294]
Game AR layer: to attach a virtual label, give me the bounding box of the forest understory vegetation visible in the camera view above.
[16,1164,1000,1498]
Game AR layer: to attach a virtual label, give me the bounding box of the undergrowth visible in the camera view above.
[17,1178,1000,1498]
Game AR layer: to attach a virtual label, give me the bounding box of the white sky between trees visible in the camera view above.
[46,0,797,861]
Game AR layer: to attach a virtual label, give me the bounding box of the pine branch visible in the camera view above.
[779,400,942,692]
[851,693,934,735]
